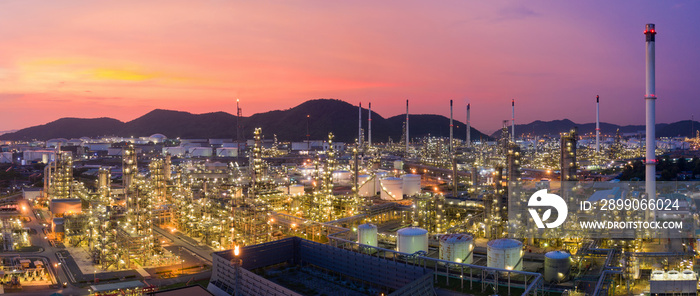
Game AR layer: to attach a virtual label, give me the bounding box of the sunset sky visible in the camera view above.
[1,1,699,133]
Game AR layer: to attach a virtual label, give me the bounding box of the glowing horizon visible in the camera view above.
[1,1,699,133]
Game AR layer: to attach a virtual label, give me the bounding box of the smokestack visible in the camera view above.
[450,100,454,153]
[406,100,409,154]
[511,99,515,141]
[358,102,362,149]
[236,98,240,150]
[644,24,657,206]
[450,100,457,197]
[466,103,471,147]
[368,102,372,147]
[596,95,600,153]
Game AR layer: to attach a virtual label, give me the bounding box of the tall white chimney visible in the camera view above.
[644,24,657,206]
[368,102,372,147]
[596,95,600,153]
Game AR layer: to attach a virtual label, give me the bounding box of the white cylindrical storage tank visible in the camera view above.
[299,167,315,177]
[439,234,474,263]
[358,175,375,197]
[544,251,571,282]
[216,147,238,157]
[289,184,305,196]
[374,171,389,189]
[402,174,421,196]
[487,239,523,271]
[357,223,378,247]
[189,147,213,157]
[0,152,13,164]
[397,227,428,254]
[380,177,403,200]
[332,170,352,185]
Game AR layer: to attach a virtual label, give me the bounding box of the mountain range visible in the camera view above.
[4,99,697,143]
[0,99,490,143]
[491,119,700,138]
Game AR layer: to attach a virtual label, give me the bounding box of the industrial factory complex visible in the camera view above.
[0,24,699,296]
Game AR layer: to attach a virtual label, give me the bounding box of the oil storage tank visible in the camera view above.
[402,174,421,196]
[374,171,389,189]
[288,184,305,196]
[487,239,523,271]
[357,223,378,247]
[439,234,474,263]
[358,175,375,197]
[544,251,571,282]
[380,177,403,200]
[189,147,213,157]
[332,170,352,186]
[397,227,428,254]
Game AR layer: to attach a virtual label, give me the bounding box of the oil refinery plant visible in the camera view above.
[0,23,699,296]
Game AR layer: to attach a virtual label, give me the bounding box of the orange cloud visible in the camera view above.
[91,68,155,81]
